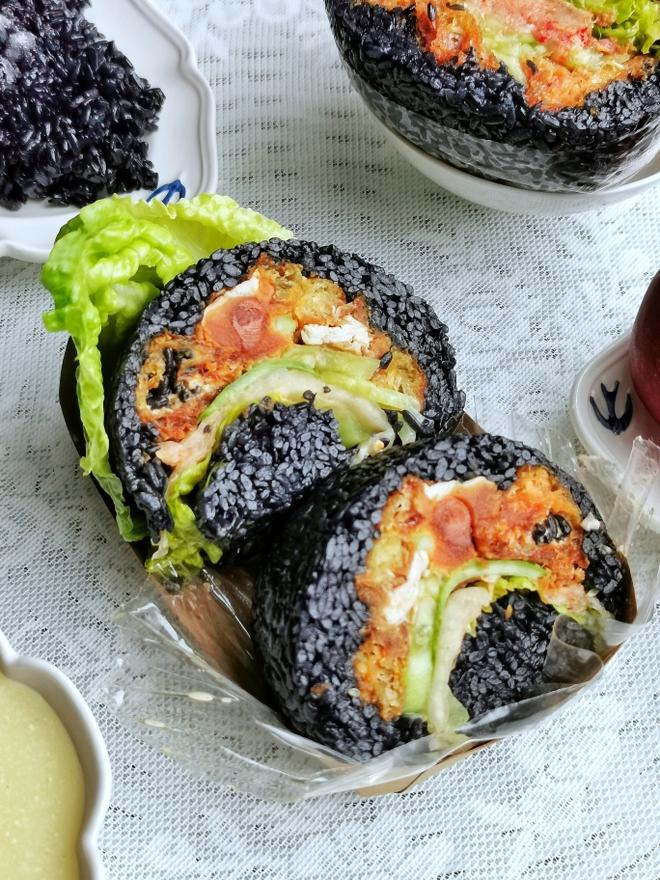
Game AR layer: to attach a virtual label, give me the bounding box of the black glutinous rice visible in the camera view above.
[196,401,351,552]
[0,0,164,210]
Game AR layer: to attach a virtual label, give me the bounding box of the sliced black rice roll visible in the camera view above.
[108,238,464,574]
[325,0,660,192]
[253,432,630,759]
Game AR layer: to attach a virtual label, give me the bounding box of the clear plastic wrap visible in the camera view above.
[102,421,660,802]
[325,0,660,194]
[344,69,660,195]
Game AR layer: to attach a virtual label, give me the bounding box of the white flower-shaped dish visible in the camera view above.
[0,630,111,880]
[570,334,660,532]
[0,0,217,263]
[373,115,660,217]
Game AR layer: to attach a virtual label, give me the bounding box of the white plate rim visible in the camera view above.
[569,334,632,461]
[0,0,218,263]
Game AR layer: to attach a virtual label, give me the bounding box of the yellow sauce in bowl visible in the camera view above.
[0,671,84,880]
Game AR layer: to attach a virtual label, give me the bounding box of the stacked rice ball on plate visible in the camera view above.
[325,0,660,192]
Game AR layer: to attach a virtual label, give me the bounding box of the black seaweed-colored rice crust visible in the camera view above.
[326,0,660,192]
[449,590,560,718]
[196,401,351,550]
[253,432,630,759]
[109,238,464,540]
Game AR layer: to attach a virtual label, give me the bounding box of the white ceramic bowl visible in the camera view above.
[372,115,660,216]
[570,333,660,533]
[0,0,218,263]
[0,630,111,880]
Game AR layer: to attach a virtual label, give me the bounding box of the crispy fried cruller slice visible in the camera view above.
[325,0,660,191]
[109,239,464,567]
[253,433,630,759]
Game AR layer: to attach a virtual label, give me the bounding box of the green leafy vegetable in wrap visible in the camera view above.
[42,194,292,540]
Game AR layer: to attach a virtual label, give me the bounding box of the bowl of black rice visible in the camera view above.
[0,0,217,261]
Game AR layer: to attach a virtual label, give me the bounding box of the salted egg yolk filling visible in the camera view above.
[352,465,590,726]
[135,256,426,445]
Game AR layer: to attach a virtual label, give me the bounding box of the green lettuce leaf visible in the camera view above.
[571,0,660,53]
[42,193,292,540]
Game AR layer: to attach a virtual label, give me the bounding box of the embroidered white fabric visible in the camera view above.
[0,0,659,876]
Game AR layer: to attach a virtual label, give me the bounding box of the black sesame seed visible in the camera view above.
[379,350,393,369]
[533,513,572,544]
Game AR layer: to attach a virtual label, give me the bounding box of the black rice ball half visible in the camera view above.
[109,238,464,548]
[325,0,660,192]
[196,400,351,552]
[253,432,631,759]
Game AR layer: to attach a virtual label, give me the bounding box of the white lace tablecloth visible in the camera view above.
[1,0,659,876]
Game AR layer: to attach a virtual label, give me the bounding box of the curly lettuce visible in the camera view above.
[42,193,291,540]
[571,0,660,54]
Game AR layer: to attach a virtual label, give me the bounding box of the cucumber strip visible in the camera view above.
[319,371,421,413]
[491,575,540,601]
[402,595,436,715]
[432,560,547,663]
[397,419,418,447]
[426,586,491,736]
[168,367,390,493]
[402,561,547,722]
[279,344,380,380]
